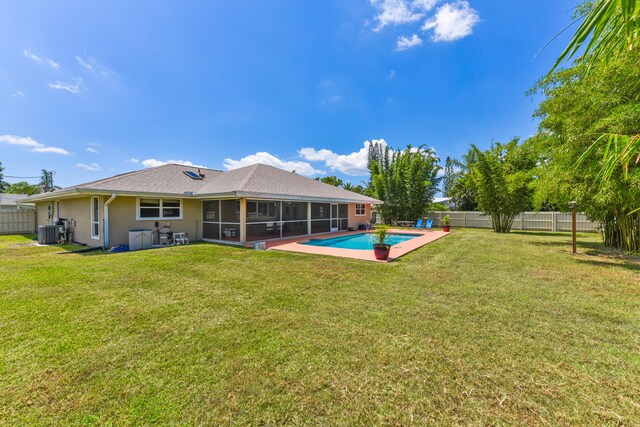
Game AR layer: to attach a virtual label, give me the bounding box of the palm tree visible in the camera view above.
[342,182,354,191]
[39,169,55,192]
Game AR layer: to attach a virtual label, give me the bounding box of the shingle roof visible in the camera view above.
[68,164,222,194]
[24,163,381,204]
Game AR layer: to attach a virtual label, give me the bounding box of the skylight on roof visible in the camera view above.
[183,170,203,180]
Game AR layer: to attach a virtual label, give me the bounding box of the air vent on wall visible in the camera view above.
[183,170,203,180]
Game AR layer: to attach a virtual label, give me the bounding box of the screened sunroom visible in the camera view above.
[201,198,357,244]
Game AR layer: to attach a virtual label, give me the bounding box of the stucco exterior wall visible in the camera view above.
[63,197,100,246]
[35,196,373,246]
[35,201,52,227]
[36,197,101,246]
[107,196,202,247]
[348,202,371,229]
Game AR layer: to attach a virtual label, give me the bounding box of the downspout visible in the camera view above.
[103,193,117,249]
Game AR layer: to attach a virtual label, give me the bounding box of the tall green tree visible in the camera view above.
[0,162,8,192]
[4,181,41,195]
[467,139,536,233]
[443,153,478,211]
[314,176,343,187]
[553,0,639,73]
[449,175,477,211]
[531,49,640,252]
[342,182,368,195]
[369,145,440,223]
[441,156,456,197]
[342,182,354,191]
[40,169,55,192]
[552,0,640,180]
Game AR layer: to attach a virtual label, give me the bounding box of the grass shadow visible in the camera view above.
[510,231,592,238]
[529,240,604,252]
[575,257,640,273]
[511,231,567,237]
[65,240,237,257]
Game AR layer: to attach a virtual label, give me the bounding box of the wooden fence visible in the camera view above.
[423,211,599,233]
[0,209,36,235]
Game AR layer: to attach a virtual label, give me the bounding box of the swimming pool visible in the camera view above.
[300,232,420,250]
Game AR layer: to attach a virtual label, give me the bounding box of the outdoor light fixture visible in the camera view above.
[569,201,578,254]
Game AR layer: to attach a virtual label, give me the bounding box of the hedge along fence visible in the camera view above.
[0,209,36,235]
[423,211,599,233]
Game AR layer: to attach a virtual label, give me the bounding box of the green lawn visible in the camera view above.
[1,229,638,425]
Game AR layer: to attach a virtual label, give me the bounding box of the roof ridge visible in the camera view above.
[165,163,223,172]
[236,163,261,192]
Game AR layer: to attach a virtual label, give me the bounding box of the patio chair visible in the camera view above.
[174,232,189,245]
[424,219,433,230]
[413,219,423,229]
[265,222,281,234]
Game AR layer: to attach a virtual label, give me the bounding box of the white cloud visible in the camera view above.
[86,147,99,154]
[422,1,479,42]
[370,0,437,31]
[76,56,112,78]
[396,34,423,51]
[413,0,439,9]
[23,50,60,69]
[141,158,206,168]
[31,146,70,155]
[126,158,140,163]
[12,90,25,98]
[76,56,94,71]
[0,134,42,147]
[48,78,82,94]
[299,140,387,176]
[223,152,324,177]
[0,134,69,155]
[76,162,101,171]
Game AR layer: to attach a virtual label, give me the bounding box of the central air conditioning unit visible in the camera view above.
[37,225,59,244]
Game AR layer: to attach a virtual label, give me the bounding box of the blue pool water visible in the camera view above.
[300,232,419,250]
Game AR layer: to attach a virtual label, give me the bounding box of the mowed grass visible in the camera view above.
[0,229,638,425]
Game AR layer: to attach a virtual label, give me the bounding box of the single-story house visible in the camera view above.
[433,197,455,210]
[0,193,34,210]
[24,163,381,248]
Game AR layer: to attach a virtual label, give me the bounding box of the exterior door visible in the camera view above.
[330,204,338,232]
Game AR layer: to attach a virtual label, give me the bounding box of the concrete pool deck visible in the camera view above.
[267,228,450,262]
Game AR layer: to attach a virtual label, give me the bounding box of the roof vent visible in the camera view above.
[183,170,203,180]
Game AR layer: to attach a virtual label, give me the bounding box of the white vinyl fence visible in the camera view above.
[0,209,36,235]
[423,211,599,233]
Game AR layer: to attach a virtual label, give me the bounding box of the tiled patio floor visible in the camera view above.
[267,228,450,262]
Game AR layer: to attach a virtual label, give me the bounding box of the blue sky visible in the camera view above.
[0,0,577,188]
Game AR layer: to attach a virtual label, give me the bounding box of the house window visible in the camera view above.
[91,196,100,239]
[355,204,366,216]
[137,198,182,220]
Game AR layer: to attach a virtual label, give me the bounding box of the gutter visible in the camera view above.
[23,188,383,205]
[103,193,117,249]
[231,191,382,204]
